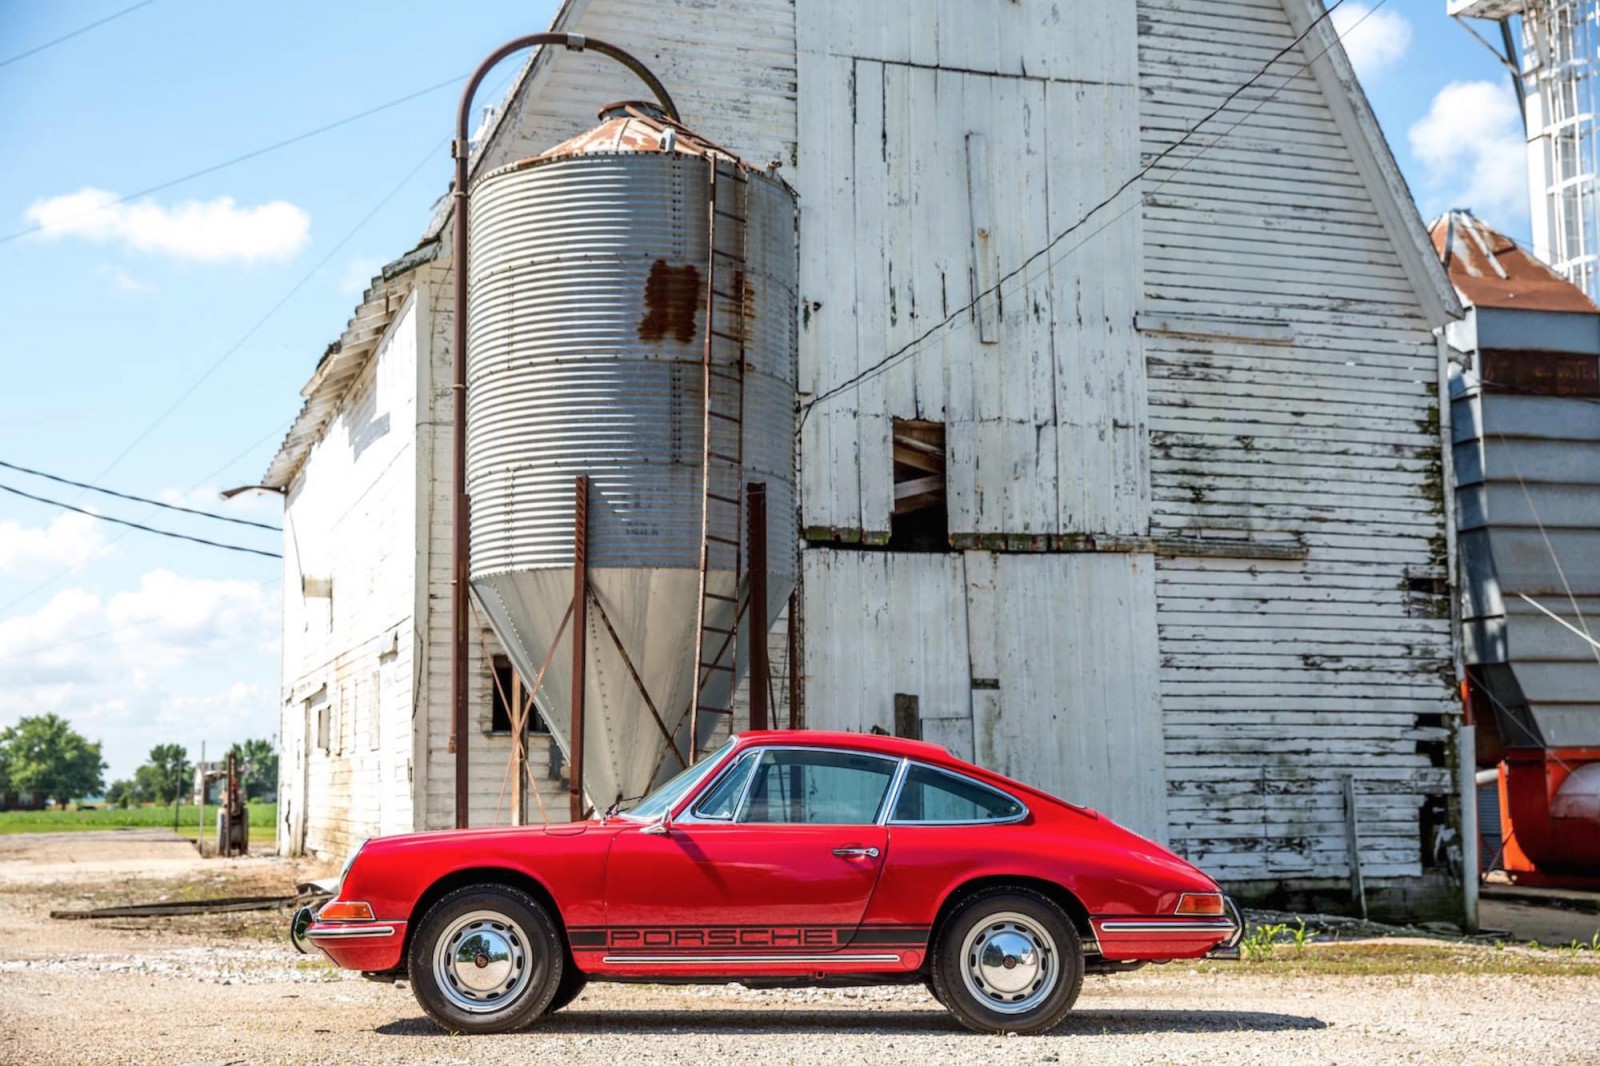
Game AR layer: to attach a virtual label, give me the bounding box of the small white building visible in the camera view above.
[267,0,1467,920]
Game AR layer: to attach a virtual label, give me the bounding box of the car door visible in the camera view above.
[601,746,899,957]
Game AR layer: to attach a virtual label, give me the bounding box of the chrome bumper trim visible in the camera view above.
[1098,920,1237,933]
[600,953,901,965]
[307,924,399,940]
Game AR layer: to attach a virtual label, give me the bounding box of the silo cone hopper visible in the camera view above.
[466,104,798,814]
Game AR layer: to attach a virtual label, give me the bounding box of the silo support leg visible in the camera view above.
[571,476,589,822]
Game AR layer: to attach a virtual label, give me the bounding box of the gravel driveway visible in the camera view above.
[2,832,1597,1066]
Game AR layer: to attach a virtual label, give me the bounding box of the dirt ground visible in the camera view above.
[2,832,1599,1066]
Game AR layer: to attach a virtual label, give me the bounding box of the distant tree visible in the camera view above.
[228,738,278,801]
[131,764,162,805]
[0,714,106,807]
[140,744,191,808]
[104,779,135,809]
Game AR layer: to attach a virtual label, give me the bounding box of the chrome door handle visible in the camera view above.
[832,846,880,858]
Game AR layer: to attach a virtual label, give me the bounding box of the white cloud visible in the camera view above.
[1331,3,1413,83]
[0,512,110,577]
[0,570,279,780]
[25,187,310,263]
[340,256,385,297]
[106,569,271,667]
[1408,80,1529,224]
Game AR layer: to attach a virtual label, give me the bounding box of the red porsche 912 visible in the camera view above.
[292,730,1241,1034]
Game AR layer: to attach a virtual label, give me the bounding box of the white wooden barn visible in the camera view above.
[264,0,1468,920]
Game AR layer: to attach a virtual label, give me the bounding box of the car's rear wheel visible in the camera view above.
[931,886,1083,1034]
[407,884,563,1033]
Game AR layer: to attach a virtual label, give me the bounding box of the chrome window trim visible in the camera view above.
[876,758,911,827]
[683,745,902,827]
[886,761,1030,826]
[678,749,761,824]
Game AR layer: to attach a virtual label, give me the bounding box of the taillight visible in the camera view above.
[318,900,375,921]
[1175,892,1225,916]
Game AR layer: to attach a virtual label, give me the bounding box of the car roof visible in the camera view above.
[730,729,1085,816]
[734,729,964,765]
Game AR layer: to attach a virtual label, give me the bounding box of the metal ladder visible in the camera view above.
[688,161,751,760]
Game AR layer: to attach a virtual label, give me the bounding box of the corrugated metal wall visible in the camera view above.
[1140,0,1456,882]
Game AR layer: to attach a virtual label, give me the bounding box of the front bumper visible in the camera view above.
[1203,896,1245,960]
[290,905,406,971]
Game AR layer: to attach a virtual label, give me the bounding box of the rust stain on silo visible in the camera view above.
[639,260,702,343]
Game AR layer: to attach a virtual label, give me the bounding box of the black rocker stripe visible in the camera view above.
[567,923,931,953]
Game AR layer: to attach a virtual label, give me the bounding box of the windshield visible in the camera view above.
[619,737,737,821]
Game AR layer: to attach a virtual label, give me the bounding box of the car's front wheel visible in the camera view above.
[931,886,1084,1034]
[407,884,563,1033]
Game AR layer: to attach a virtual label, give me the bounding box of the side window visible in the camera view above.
[693,753,757,820]
[892,765,1024,823]
[738,749,898,825]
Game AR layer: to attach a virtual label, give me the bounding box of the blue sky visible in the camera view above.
[0,0,1531,785]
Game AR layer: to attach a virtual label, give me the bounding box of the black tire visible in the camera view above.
[924,976,946,1007]
[544,968,588,1014]
[931,886,1084,1034]
[407,884,564,1034]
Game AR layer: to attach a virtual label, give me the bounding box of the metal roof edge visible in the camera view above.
[1282,0,1464,326]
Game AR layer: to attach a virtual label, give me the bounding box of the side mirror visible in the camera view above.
[640,813,671,836]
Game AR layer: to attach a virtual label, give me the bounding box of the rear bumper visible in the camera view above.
[290,905,407,972]
[1091,895,1244,961]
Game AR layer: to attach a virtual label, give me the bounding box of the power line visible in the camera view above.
[0,418,293,618]
[0,458,279,532]
[0,73,465,247]
[0,0,159,70]
[799,0,1356,424]
[0,481,280,560]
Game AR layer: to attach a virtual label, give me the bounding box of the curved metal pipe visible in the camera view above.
[449,34,678,829]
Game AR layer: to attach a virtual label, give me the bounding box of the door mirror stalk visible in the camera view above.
[641,814,671,836]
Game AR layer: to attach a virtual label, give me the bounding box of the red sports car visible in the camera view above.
[291,730,1240,1034]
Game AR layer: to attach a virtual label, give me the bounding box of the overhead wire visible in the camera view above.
[0,0,159,70]
[0,481,280,559]
[0,458,279,532]
[0,73,466,247]
[798,0,1360,427]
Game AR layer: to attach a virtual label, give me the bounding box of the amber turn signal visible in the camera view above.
[1174,892,1226,916]
[318,901,375,921]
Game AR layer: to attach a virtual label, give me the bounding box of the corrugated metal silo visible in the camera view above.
[466,103,798,812]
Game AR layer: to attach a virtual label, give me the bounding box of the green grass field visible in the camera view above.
[0,802,277,846]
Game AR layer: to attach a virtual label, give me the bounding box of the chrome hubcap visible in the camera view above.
[433,910,532,1013]
[960,911,1057,1014]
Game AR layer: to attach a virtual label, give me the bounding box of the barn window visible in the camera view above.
[490,655,550,734]
[889,420,948,550]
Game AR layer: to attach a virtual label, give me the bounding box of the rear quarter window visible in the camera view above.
[891,764,1025,823]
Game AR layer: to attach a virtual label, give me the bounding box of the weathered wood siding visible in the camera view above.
[797,0,1148,541]
[804,549,1167,840]
[279,297,423,859]
[1138,0,1456,882]
[476,0,797,189]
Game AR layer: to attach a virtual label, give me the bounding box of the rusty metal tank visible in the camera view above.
[466,103,798,812]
